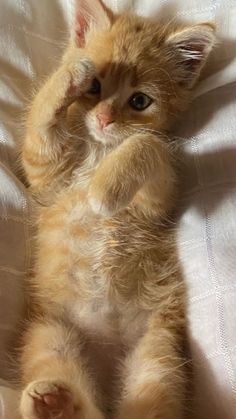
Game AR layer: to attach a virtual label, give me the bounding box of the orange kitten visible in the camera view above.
[20,1,215,418]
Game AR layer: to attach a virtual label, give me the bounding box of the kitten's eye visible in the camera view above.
[88,78,101,95]
[129,93,153,111]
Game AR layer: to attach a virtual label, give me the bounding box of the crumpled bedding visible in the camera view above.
[1,0,236,418]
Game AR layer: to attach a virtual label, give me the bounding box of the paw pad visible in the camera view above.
[21,381,75,419]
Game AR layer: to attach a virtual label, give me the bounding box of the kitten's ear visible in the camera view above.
[166,23,216,88]
[74,0,113,47]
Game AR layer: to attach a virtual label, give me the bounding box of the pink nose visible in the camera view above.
[96,113,114,129]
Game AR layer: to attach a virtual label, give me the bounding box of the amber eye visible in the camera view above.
[88,78,101,95]
[129,92,153,111]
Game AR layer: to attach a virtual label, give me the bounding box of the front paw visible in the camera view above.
[53,58,96,116]
[88,170,133,217]
[62,47,96,98]
[68,58,96,97]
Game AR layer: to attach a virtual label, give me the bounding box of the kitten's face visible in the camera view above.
[73,2,215,147]
[82,62,158,147]
[77,17,176,146]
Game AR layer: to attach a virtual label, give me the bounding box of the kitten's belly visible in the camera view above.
[65,198,149,383]
[39,187,150,341]
[63,198,148,346]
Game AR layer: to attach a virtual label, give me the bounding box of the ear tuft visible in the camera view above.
[166,23,216,87]
[74,0,112,48]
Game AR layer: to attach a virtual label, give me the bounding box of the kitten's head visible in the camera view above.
[71,0,215,146]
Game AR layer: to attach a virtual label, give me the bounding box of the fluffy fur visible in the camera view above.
[19,1,215,418]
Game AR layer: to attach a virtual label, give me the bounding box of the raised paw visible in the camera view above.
[68,58,96,98]
[20,381,77,419]
[88,166,134,217]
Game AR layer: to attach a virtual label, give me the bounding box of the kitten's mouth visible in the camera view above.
[91,128,116,144]
[86,117,121,146]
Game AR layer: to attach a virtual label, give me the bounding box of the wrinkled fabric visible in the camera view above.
[0,1,236,418]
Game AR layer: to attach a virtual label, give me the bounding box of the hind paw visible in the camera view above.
[20,381,77,419]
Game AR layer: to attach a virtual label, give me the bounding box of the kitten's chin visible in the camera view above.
[88,126,123,147]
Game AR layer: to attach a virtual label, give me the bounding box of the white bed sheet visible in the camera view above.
[0,0,236,418]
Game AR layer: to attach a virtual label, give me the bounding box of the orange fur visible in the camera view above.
[20,1,216,418]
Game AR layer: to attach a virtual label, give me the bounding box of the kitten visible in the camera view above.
[20,0,215,418]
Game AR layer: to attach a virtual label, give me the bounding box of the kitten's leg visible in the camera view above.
[88,133,176,217]
[23,53,95,194]
[117,312,187,419]
[20,320,104,419]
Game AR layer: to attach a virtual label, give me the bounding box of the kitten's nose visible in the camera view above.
[96,113,114,129]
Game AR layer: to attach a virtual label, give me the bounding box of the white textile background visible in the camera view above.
[0,0,236,418]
